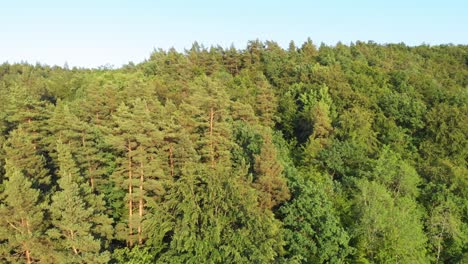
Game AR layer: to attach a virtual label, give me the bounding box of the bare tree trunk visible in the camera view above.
[70,230,79,255]
[436,226,445,263]
[138,160,144,245]
[22,217,33,264]
[24,245,32,264]
[169,144,174,177]
[127,141,133,247]
[209,108,215,168]
[436,237,442,263]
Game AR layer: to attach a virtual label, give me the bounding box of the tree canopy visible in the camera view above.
[0,40,467,263]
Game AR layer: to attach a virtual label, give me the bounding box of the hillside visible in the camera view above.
[0,40,467,263]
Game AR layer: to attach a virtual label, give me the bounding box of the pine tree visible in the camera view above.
[223,44,241,75]
[48,142,111,263]
[244,40,264,69]
[301,37,318,62]
[183,76,233,167]
[147,92,284,262]
[74,78,121,126]
[108,98,169,246]
[253,72,278,127]
[0,165,49,263]
[252,129,290,209]
[149,162,283,263]
[5,84,51,150]
[48,101,111,192]
[3,126,50,192]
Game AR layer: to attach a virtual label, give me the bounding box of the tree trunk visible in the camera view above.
[209,107,215,168]
[169,144,174,177]
[23,218,32,264]
[436,224,445,263]
[127,141,133,247]
[70,230,79,255]
[436,236,442,263]
[82,133,95,190]
[138,160,144,245]
[24,245,32,264]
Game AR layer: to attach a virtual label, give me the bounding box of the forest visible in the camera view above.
[0,40,466,263]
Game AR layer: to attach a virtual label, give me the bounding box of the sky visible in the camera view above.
[1,0,467,68]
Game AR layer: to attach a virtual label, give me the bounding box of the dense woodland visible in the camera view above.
[0,40,467,263]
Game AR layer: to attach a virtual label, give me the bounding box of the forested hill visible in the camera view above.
[0,40,467,263]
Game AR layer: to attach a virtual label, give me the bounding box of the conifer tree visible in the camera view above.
[5,84,51,150]
[223,44,241,75]
[48,101,111,191]
[149,162,283,263]
[0,136,5,190]
[252,129,290,209]
[108,98,169,246]
[301,37,318,62]
[3,126,50,192]
[244,40,264,69]
[48,142,111,263]
[74,79,121,126]
[184,76,233,166]
[0,165,49,263]
[255,82,278,127]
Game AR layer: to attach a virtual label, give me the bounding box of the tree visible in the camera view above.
[2,126,50,193]
[148,162,283,263]
[74,76,121,126]
[253,72,278,127]
[47,142,111,263]
[223,44,241,75]
[367,146,421,198]
[336,106,378,154]
[252,129,290,209]
[301,38,318,62]
[280,171,351,263]
[424,183,467,263]
[0,41,467,264]
[0,165,49,263]
[4,84,51,150]
[183,76,233,167]
[352,179,428,263]
[108,98,169,246]
[301,85,334,162]
[48,101,111,192]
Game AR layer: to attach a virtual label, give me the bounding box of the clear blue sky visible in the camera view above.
[1,0,467,68]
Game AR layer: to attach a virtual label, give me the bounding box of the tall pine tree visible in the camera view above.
[0,165,50,263]
[48,142,112,263]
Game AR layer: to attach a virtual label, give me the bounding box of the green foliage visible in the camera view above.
[367,146,421,197]
[48,142,111,263]
[0,41,466,263]
[280,171,352,263]
[353,179,428,263]
[252,129,290,209]
[111,246,154,264]
[0,166,50,263]
[2,126,50,193]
